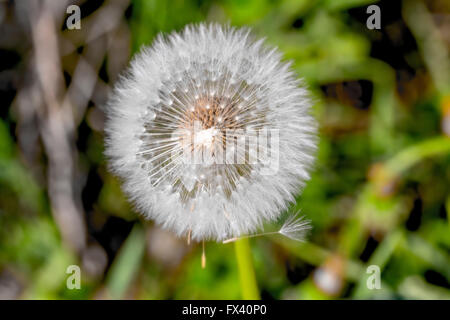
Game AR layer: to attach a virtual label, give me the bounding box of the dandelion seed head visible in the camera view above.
[105,23,317,242]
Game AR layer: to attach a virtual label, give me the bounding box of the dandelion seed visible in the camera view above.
[279,214,311,242]
[105,23,317,242]
[201,241,206,268]
[222,212,311,243]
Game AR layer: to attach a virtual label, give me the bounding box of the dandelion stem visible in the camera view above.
[234,238,260,300]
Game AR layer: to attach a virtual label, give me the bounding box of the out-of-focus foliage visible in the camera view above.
[0,0,449,299]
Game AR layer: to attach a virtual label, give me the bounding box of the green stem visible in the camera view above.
[105,223,146,299]
[384,136,450,175]
[234,238,260,300]
[446,196,450,228]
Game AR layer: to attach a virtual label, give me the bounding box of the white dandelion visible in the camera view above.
[105,23,317,242]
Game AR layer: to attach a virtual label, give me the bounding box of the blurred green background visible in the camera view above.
[0,0,449,299]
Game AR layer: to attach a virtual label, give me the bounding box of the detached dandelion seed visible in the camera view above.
[105,23,317,242]
[222,212,311,243]
[279,213,311,242]
[201,240,206,269]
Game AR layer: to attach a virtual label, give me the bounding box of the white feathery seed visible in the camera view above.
[222,212,311,244]
[104,23,317,242]
[279,214,311,242]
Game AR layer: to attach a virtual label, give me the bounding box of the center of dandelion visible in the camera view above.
[137,67,271,204]
[194,126,218,147]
